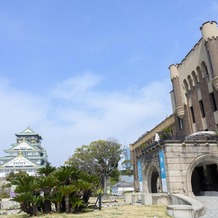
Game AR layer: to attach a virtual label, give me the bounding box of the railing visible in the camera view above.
[186,136,218,140]
[140,135,218,154]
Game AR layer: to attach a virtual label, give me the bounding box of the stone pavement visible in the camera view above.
[196,196,218,218]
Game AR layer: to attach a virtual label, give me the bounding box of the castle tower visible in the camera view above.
[169,21,218,136]
[200,21,218,90]
[0,127,48,177]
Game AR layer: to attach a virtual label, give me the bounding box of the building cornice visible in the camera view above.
[130,114,175,151]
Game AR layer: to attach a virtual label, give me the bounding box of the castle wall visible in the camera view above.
[140,140,218,197]
[164,140,218,196]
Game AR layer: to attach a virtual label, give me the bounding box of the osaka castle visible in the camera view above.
[0,127,48,178]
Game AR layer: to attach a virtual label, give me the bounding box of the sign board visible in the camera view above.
[137,159,143,192]
[158,150,168,192]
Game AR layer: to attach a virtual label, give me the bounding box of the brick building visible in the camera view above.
[130,21,218,197]
[170,21,218,137]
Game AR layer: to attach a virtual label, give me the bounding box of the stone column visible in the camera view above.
[169,64,184,119]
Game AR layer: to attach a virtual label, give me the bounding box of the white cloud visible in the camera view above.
[0,73,172,166]
[52,72,101,99]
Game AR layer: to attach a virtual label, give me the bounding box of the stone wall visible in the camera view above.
[164,140,218,196]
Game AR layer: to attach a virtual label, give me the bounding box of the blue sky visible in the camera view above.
[0,1,218,166]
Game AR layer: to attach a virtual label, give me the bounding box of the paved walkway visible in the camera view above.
[196,196,218,218]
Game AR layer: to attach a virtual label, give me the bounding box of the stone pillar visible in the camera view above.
[169,64,184,119]
[200,21,218,90]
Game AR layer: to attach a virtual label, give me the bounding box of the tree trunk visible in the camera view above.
[32,204,37,216]
[65,195,70,213]
[56,202,61,213]
[82,190,91,204]
[43,190,51,213]
[103,176,107,194]
[44,200,51,213]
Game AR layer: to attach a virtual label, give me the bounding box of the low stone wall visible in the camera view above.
[152,193,170,205]
[0,198,19,210]
[0,209,20,215]
[167,194,204,218]
[124,192,205,217]
[167,205,194,218]
[171,194,191,205]
[124,192,170,205]
[124,192,144,204]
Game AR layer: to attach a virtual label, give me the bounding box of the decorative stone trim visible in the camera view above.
[212,76,218,90]
[176,106,185,119]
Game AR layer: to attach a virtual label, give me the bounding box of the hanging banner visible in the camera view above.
[158,150,168,192]
[137,159,143,192]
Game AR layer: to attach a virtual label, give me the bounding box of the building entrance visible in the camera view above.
[191,163,218,196]
[150,168,160,193]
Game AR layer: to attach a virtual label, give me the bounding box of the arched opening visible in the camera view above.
[149,167,161,193]
[187,75,193,89]
[144,163,162,194]
[192,71,199,86]
[191,162,218,196]
[196,66,203,81]
[183,79,189,93]
[201,62,210,79]
[151,169,159,193]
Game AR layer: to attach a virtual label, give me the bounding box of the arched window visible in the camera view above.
[201,62,210,79]
[187,75,193,89]
[192,71,199,86]
[183,79,189,93]
[196,66,203,80]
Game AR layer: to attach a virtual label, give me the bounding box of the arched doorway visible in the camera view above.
[191,163,218,195]
[151,168,160,193]
[146,165,161,193]
[187,155,218,196]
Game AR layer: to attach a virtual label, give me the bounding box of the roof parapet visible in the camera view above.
[169,64,179,80]
[200,21,218,42]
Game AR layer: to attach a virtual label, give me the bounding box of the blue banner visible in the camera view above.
[159,150,166,179]
[158,150,167,192]
[137,159,143,182]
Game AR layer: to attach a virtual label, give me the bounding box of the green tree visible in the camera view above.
[59,185,77,213]
[14,174,38,194]
[76,171,98,204]
[6,170,29,184]
[30,195,42,216]
[54,165,80,186]
[38,162,56,177]
[37,176,56,213]
[11,174,40,216]
[12,192,32,214]
[10,164,94,215]
[160,127,172,140]
[109,168,120,185]
[65,139,123,193]
[70,195,84,213]
[51,193,63,213]
[53,165,93,213]
[37,163,57,213]
[121,159,133,176]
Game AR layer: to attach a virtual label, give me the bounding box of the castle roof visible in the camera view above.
[15,127,42,139]
[4,140,41,153]
[0,151,41,168]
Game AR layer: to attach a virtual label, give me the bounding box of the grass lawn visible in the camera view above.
[2,205,171,218]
